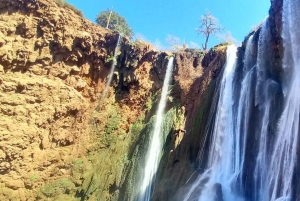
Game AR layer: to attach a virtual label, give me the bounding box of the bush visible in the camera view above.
[96,10,133,39]
[40,178,75,198]
[130,120,144,136]
[54,0,83,17]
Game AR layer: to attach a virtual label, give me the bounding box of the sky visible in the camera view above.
[68,0,271,50]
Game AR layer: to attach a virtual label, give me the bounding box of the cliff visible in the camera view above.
[0,0,166,200]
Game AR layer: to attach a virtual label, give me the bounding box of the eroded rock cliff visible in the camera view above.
[0,0,172,200]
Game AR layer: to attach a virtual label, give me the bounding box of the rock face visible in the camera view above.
[268,0,283,81]
[0,0,168,200]
[0,0,111,199]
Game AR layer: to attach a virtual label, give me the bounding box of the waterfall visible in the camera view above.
[234,34,256,196]
[98,34,122,106]
[137,57,174,201]
[183,45,241,201]
[267,0,300,200]
[253,18,275,201]
[182,0,300,200]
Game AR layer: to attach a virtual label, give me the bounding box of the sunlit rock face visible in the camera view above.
[0,0,173,200]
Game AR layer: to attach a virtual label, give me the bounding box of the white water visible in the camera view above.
[138,57,174,201]
[99,34,122,104]
[267,0,300,200]
[253,19,273,201]
[180,0,300,200]
[234,34,255,194]
[183,45,240,201]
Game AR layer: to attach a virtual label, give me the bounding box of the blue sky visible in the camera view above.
[68,0,270,49]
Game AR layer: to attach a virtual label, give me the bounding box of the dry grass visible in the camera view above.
[54,0,83,17]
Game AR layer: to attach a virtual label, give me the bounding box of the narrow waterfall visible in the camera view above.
[252,18,276,201]
[99,34,122,105]
[137,57,174,201]
[234,33,256,197]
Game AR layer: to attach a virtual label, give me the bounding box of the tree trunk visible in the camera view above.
[106,10,113,29]
[203,34,210,51]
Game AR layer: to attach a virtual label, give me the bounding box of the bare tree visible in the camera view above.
[196,10,222,50]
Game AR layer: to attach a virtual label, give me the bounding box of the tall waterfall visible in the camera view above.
[137,57,174,201]
[253,18,277,201]
[182,0,300,200]
[183,45,240,201]
[268,0,300,200]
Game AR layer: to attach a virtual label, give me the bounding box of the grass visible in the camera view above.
[54,0,83,17]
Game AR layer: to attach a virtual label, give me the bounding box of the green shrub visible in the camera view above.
[40,178,75,198]
[96,10,133,39]
[29,174,38,181]
[105,55,116,63]
[105,113,119,134]
[130,119,144,136]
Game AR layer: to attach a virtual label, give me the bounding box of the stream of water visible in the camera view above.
[99,34,122,106]
[137,57,174,201]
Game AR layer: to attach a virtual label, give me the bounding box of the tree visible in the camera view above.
[196,10,222,50]
[96,10,133,39]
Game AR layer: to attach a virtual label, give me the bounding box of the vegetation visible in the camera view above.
[54,0,83,17]
[105,55,116,63]
[130,118,144,137]
[29,174,38,181]
[90,105,120,148]
[40,178,75,198]
[96,10,133,39]
[196,10,223,50]
[79,103,132,200]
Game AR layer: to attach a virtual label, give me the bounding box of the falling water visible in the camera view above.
[137,57,174,201]
[182,0,300,199]
[183,45,241,201]
[99,34,122,105]
[234,33,256,196]
[252,19,272,201]
[268,0,300,200]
